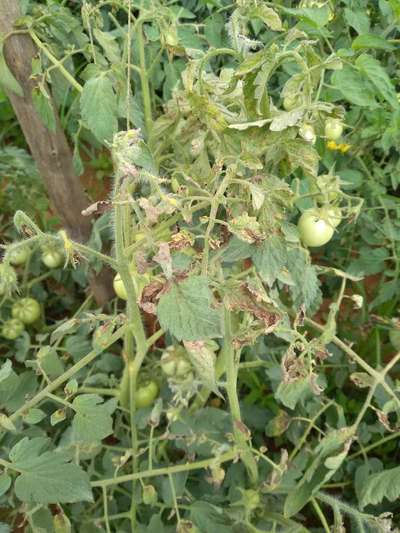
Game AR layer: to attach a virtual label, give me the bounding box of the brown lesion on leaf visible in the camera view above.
[139,279,165,315]
[227,283,282,332]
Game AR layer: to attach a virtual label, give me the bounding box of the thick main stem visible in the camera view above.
[223,307,258,484]
[113,175,147,531]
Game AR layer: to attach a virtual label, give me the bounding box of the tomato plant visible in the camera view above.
[0,1,399,531]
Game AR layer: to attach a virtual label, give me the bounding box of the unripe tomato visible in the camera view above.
[160,352,176,377]
[0,264,17,295]
[389,328,400,351]
[298,209,334,247]
[8,245,30,266]
[325,118,343,141]
[299,124,316,144]
[113,273,129,300]
[12,297,41,325]
[41,250,63,268]
[136,380,159,408]
[164,29,178,47]
[283,94,302,111]
[142,484,158,505]
[53,513,71,533]
[1,319,24,340]
[161,348,191,377]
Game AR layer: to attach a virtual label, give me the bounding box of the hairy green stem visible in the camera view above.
[91,449,238,488]
[6,325,126,426]
[113,174,147,531]
[223,307,258,484]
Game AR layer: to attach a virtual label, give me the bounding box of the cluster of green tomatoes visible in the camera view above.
[294,117,345,248]
[0,243,64,340]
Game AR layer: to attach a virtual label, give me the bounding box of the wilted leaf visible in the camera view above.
[184,340,221,396]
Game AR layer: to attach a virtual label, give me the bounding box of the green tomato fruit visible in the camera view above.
[283,94,302,111]
[136,380,159,408]
[0,264,17,294]
[389,328,400,351]
[161,346,192,378]
[12,297,41,325]
[8,245,30,266]
[42,250,63,269]
[53,513,72,533]
[325,118,344,141]
[298,210,334,247]
[142,484,158,505]
[299,124,316,144]
[1,319,24,340]
[113,273,129,300]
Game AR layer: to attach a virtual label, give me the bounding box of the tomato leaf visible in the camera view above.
[71,394,115,444]
[332,65,377,107]
[10,437,93,504]
[80,75,118,143]
[356,53,399,109]
[352,34,394,51]
[359,466,400,508]
[157,276,223,341]
[31,86,56,132]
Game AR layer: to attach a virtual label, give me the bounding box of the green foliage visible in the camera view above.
[0,0,400,531]
[157,276,223,341]
[9,437,92,504]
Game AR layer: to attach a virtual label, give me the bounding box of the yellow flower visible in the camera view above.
[326,140,339,150]
[326,140,351,153]
[338,143,351,153]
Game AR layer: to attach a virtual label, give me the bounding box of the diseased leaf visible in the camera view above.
[184,340,221,396]
[270,109,304,132]
[10,437,93,504]
[285,140,319,176]
[157,276,223,341]
[80,75,118,143]
[248,5,282,31]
